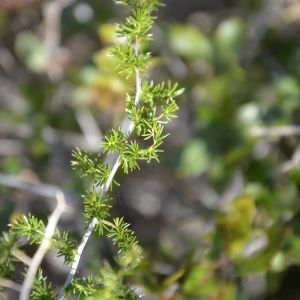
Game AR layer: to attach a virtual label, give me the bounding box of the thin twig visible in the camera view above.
[57,39,142,300]
[11,249,32,266]
[19,192,66,300]
[43,0,76,79]
[0,278,22,293]
[281,146,300,173]
[0,172,74,201]
[250,125,300,138]
[74,108,104,149]
[0,122,99,151]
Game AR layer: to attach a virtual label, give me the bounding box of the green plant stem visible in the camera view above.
[57,38,142,300]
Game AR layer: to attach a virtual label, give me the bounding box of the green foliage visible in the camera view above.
[5,0,299,299]
[65,275,96,299]
[110,45,151,78]
[0,231,19,278]
[0,0,182,299]
[216,195,256,259]
[72,148,113,188]
[155,4,300,299]
[177,139,210,177]
[53,231,77,265]
[67,0,183,296]
[169,24,212,60]
[10,214,46,245]
[31,270,55,300]
[116,0,161,40]
[15,31,50,73]
[65,265,138,300]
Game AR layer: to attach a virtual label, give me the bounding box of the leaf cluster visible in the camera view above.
[101,80,183,173]
[31,270,55,300]
[109,0,162,78]
[116,0,162,42]
[0,213,78,279]
[65,265,137,300]
[71,148,112,188]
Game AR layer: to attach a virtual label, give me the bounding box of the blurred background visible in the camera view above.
[1,0,300,299]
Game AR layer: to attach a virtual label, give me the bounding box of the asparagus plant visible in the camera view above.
[0,0,183,299]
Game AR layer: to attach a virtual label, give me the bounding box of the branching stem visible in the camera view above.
[57,38,142,300]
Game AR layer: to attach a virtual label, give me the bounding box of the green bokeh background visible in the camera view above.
[1,0,300,299]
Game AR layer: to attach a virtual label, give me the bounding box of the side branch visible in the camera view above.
[0,278,22,293]
[19,191,66,300]
[250,125,300,138]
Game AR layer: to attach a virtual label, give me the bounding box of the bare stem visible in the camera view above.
[11,249,31,266]
[43,0,75,79]
[0,278,22,293]
[56,217,98,300]
[57,39,142,299]
[0,172,72,199]
[251,125,300,138]
[19,192,66,300]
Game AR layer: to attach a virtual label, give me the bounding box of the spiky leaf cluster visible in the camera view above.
[65,265,138,299]
[101,81,183,173]
[72,148,112,188]
[116,0,162,41]
[82,188,112,235]
[53,231,77,265]
[31,269,55,300]
[10,214,46,244]
[1,214,78,269]
[65,275,96,299]
[109,0,162,78]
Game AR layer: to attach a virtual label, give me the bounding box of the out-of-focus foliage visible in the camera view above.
[1,0,300,299]
[152,1,300,299]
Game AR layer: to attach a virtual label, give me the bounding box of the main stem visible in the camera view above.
[57,39,141,300]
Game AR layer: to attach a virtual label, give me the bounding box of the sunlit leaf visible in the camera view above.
[169,24,212,60]
[177,139,210,177]
[214,18,245,66]
[216,195,256,259]
[15,31,50,72]
[183,262,218,297]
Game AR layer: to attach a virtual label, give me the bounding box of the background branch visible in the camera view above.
[19,192,66,300]
[250,125,300,138]
[0,278,22,293]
